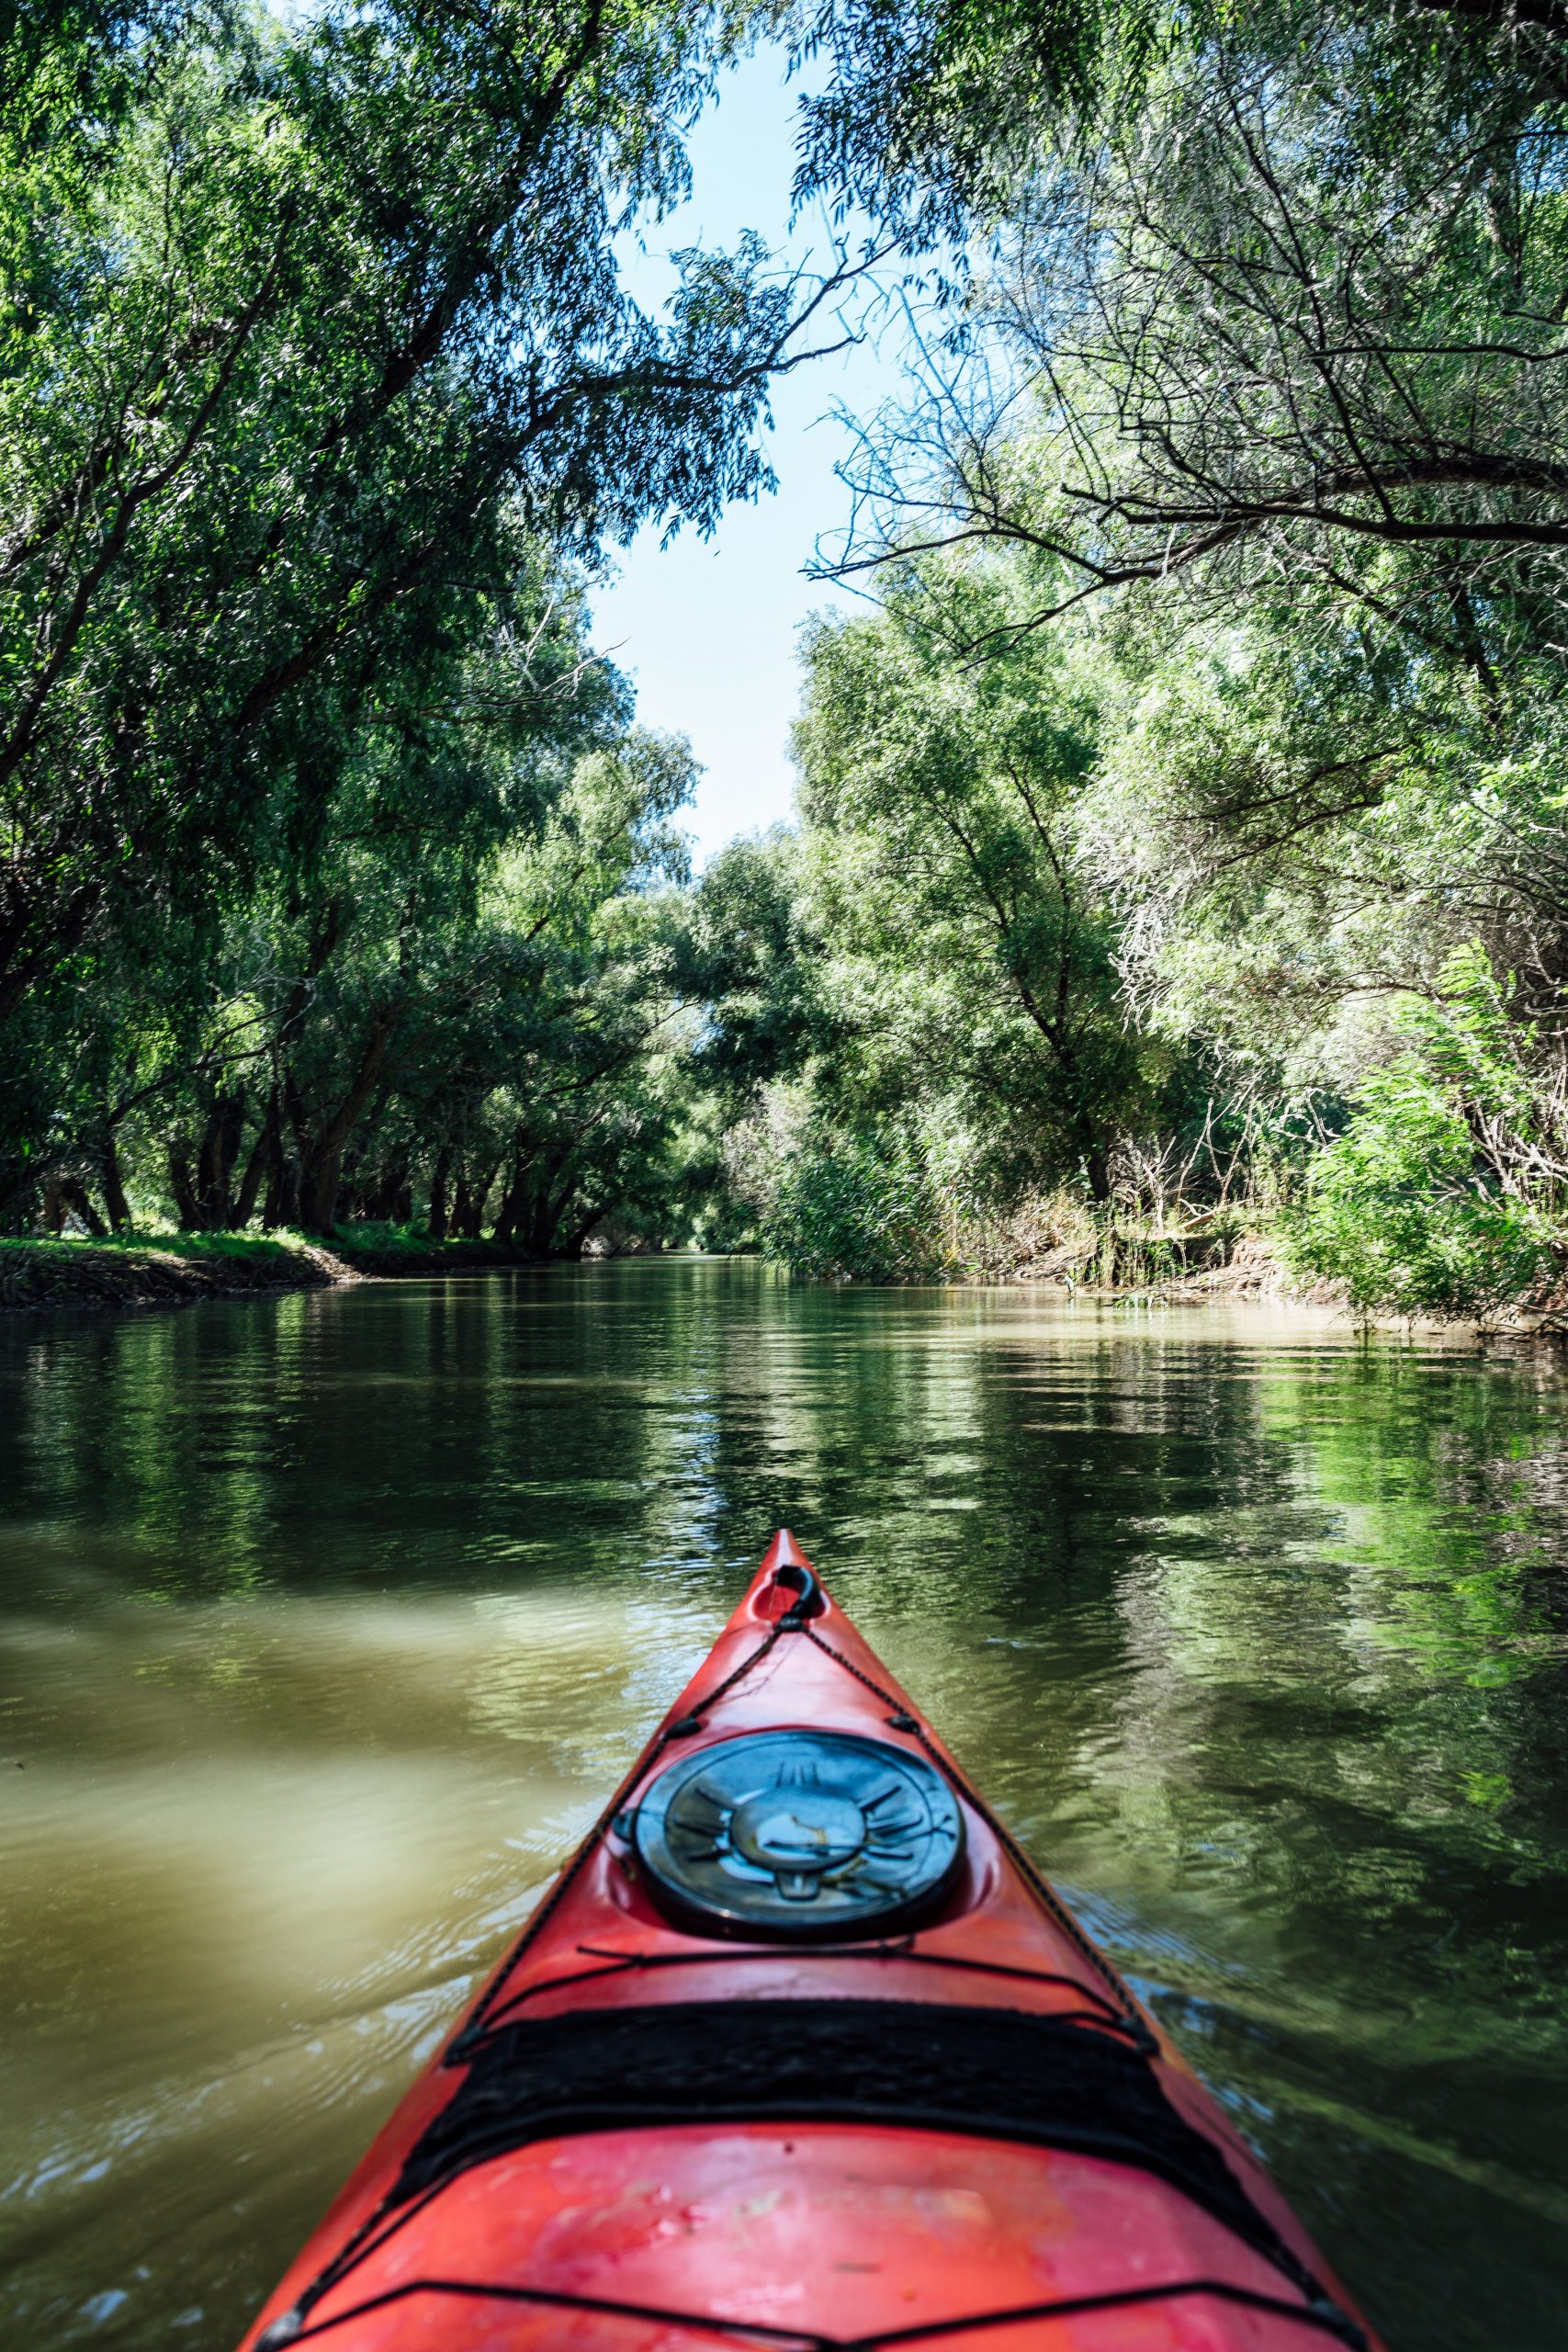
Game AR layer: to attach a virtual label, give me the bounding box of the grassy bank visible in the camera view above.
[0,1228,548,1317]
[759,1158,1568,1330]
[0,1232,352,1316]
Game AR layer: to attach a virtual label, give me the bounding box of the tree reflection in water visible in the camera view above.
[1,1264,1564,2349]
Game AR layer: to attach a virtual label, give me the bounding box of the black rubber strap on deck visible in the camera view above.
[394,1998,1305,2294]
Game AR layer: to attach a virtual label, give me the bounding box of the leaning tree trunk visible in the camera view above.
[193,1090,247,1228]
[167,1144,202,1230]
[365,1162,409,1222]
[267,1151,301,1230]
[460,1160,499,1240]
[427,1146,453,1240]
[295,1008,397,1236]
[60,1176,108,1236]
[490,1154,525,1246]
[231,1091,280,1230]
[99,1136,133,1230]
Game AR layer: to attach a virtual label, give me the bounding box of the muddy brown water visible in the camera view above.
[2,1261,1566,2348]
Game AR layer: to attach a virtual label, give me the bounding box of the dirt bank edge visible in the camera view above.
[0,1234,550,1317]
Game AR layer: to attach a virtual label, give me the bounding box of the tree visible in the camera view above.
[780,0,1568,1309]
[125,592,698,1244]
[795,0,1568,245]
[677,830,828,1107]
[392,729,698,1254]
[793,562,1170,1203]
[0,0,856,1223]
[827,4,1568,675]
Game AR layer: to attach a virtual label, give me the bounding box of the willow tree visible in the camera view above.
[792,567,1181,1203]
[792,0,1568,1303]
[0,0,845,1216]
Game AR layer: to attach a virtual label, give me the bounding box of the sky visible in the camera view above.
[594,50,908,866]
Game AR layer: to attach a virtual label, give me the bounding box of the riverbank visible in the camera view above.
[0,1230,547,1317]
[955,1197,1288,1295]
[3,1221,1278,1320]
[7,1226,1554,1338]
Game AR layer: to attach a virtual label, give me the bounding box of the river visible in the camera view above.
[2,1261,1565,2349]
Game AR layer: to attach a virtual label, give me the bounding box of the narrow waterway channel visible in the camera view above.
[2,1261,1566,2350]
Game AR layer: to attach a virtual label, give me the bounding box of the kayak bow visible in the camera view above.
[242,1532,1383,2352]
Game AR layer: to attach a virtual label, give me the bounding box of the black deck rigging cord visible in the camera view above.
[269,2267,1368,2348]
[479,1937,1150,2053]
[449,1622,785,2063]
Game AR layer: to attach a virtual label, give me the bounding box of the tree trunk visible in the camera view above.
[490,1159,524,1246]
[60,1176,108,1237]
[196,1090,246,1228]
[535,1149,581,1254]
[168,1145,201,1229]
[297,1008,397,1235]
[462,1160,499,1239]
[232,1091,279,1230]
[266,1143,299,1230]
[562,1205,606,1257]
[100,1136,132,1230]
[366,1163,412,1222]
[427,1146,452,1240]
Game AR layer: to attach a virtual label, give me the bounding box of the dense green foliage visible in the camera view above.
[8,0,1568,1318]
[762,1129,954,1280]
[1282,952,1560,1322]
[0,0,829,1249]
[712,0,1568,1317]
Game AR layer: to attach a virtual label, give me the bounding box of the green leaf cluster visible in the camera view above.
[762,1128,955,1280]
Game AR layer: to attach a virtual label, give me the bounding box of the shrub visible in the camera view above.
[761,1134,953,1282]
[1283,962,1558,1324]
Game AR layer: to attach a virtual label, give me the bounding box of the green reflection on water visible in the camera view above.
[2,1266,1566,2350]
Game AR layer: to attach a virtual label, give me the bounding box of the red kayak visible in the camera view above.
[242,1533,1382,2352]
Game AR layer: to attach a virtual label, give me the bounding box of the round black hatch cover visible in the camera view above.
[633,1729,964,1939]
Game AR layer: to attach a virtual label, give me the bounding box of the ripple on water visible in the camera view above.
[0,1268,1565,2350]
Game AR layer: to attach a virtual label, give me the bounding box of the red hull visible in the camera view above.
[241,1536,1382,2352]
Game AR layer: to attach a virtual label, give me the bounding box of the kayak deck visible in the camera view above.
[242,1535,1382,2352]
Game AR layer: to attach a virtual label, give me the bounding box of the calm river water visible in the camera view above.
[2,1262,1566,2350]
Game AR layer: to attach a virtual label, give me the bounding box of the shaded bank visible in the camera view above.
[8,1226,1556,1341]
[0,1224,1280,1324]
[0,1232,552,1317]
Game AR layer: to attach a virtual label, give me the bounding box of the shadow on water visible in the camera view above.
[1,1261,1566,2349]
